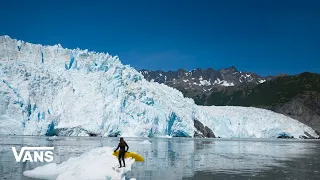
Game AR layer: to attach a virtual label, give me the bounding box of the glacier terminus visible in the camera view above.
[0,36,318,139]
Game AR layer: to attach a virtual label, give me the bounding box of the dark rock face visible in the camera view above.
[303,132,317,139]
[299,132,318,139]
[194,131,205,138]
[88,133,98,137]
[194,119,215,138]
[204,126,215,138]
[142,69,320,137]
[273,91,320,133]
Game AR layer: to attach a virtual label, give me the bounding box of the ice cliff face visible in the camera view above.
[0,36,318,138]
[0,36,196,137]
[197,106,318,139]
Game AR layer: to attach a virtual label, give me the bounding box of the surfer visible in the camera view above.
[114,137,129,168]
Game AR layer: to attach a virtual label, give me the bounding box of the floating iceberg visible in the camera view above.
[139,140,152,145]
[23,147,135,180]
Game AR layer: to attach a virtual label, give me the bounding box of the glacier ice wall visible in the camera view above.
[197,106,318,138]
[0,36,196,137]
[0,36,318,138]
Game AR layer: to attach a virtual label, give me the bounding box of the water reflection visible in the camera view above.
[0,136,319,180]
[129,139,320,180]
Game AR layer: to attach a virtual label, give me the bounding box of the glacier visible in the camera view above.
[197,106,318,138]
[0,35,318,139]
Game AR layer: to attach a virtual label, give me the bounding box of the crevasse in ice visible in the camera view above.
[0,36,318,138]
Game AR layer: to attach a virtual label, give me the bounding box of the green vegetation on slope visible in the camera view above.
[196,72,320,107]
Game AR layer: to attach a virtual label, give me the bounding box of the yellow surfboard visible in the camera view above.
[112,150,144,162]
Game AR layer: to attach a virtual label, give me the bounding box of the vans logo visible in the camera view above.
[11,147,54,162]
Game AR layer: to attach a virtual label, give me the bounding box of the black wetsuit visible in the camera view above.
[115,142,129,167]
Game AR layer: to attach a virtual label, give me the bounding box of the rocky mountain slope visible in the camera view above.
[141,69,320,135]
[140,67,269,93]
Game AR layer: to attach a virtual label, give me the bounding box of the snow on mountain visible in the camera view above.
[213,78,235,87]
[259,79,266,83]
[0,36,318,139]
[140,67,266,93]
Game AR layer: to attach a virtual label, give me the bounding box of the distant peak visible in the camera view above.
[177,68,187,72]
[225,66,238,72]
[218,66,238,73]
[205,68,215,72]
[191,68,203,72]
[275,73,290,77]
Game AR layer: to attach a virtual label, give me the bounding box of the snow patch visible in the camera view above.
[259,79,266,83]
[199,80,211,86]
[213,78,234,87]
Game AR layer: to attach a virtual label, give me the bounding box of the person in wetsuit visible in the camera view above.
[114,137,129,168]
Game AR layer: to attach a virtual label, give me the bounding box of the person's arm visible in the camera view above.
[125,143,129,152]
[114,144,119,152]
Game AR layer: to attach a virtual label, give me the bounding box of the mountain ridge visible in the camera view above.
[140,68,320,134]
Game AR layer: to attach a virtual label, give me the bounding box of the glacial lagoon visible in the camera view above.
[0,136,320,180]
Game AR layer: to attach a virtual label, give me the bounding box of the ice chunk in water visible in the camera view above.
[139,140,152,144]
[23,147,135,180]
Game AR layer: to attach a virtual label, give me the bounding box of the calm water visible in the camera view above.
[0,135,319,180]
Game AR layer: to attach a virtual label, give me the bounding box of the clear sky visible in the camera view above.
[1,0,319,76]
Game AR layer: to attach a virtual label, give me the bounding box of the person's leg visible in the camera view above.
[122,152,126,167]
[118,153,122,167]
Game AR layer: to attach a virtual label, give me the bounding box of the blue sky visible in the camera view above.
[1,0,319,76]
